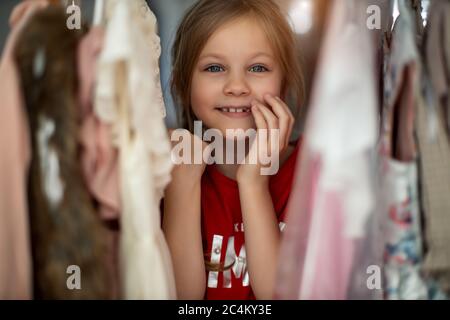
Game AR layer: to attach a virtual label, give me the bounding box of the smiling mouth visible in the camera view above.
[216,106,252,113]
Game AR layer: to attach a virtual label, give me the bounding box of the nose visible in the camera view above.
[223,72,250,97]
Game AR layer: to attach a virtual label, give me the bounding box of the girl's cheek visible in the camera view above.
[190,103,206,122]
[251,77,282,97]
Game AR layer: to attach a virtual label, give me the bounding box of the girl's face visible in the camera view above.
[190,16,283,134]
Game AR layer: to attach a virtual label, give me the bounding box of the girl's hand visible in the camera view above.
[236,94,295,185]
[168,129,210,184]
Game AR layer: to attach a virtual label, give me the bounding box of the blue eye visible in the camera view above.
[249,65,268,73]
[205,65,224,73]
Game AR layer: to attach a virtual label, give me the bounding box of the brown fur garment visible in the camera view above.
[14,6,112,299]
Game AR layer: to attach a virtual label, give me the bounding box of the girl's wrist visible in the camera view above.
[171,163,205,182]
[236,174,269,190]
[167,173,202,194]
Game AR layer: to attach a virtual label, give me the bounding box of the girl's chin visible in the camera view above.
[214,126,257,142]
[198,119,257,137]
[217,124,257,134]
[217,119,256,132]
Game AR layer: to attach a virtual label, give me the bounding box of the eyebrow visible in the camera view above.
[198,52,275,61]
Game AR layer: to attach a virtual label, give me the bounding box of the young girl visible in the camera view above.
[163,0,304,300]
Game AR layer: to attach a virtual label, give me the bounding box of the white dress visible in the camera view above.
[95,0,176,299]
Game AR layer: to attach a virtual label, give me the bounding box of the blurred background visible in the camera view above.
[0,0,430,131]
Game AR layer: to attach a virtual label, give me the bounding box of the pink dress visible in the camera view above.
[275,0,379,300]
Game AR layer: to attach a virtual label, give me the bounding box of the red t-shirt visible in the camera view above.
[201,139,301,300]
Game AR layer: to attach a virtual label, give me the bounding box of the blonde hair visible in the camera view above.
[171,0,305,133]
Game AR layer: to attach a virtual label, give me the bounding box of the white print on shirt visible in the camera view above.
[207,222,286,289]
[234,221,286,233]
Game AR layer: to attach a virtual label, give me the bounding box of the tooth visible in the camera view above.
[230,109,236,113]
[236,108,242,112]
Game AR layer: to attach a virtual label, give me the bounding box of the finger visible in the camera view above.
[252,101,272,156]
[251,103,268,160]
[277,97,296,146]
[253,100,279,156]
[251,103,268,131]
[274,95,295,148]
[276,96,295,147]
[263,94,290,149]
[254,100,279,131]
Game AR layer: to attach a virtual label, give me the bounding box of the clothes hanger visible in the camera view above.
[93,0,105,26]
